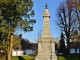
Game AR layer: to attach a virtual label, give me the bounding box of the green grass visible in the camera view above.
[12,56,18,60]
[12,56,35,60]
[3,54,80,60]
[58,54,80,60]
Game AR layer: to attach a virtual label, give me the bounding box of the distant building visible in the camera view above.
[12,40,80,56]
[69,42,80,54]
[25,42,58,55]
[12,45,24,56]
[12,49,24,56]
[25,43,37,55]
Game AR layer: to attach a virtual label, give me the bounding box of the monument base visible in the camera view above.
[35,55,41,60]
[51,55,57,60]
[35,55,57,60]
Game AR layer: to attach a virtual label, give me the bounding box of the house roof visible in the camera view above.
[26,43,58,50]
[26,43,38,50]
[70,42,80,48]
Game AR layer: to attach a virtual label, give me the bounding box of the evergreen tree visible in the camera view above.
[0,0,36,60]
[59,32,66,54]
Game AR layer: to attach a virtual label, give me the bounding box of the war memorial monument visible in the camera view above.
[35,3,57,60]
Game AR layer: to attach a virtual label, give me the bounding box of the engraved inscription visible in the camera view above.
[42,44,51,55]
[42,57,48,60]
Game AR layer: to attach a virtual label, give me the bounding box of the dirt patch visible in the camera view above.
[0,56,6,60]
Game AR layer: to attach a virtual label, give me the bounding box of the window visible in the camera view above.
[79,10,80,16]
[78,0,80,4]
[75,48,77,53]
[79,48,80,53]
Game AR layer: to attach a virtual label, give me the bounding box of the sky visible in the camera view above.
[18,0,64,43]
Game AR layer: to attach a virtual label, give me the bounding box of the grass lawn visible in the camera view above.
[0,54,79,60]
[12,56,35,60]
[58,54,80,60]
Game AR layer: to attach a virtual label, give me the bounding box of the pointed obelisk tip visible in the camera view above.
[45,3,48,9]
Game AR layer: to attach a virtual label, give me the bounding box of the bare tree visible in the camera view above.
[75,0,80,32]
[34,30,42,43]
[56,0,79,54]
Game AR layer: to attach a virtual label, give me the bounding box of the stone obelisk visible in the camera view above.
[35,3,57,60]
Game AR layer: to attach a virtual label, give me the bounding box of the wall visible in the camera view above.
[70,48,80,54]
[12,50,24,56]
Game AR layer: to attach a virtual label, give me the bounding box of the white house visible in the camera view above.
[17,42,80,56]
[25,49,36,55]
[12,49,24,56]
[25,43,37,55]
[69,42,80,54]
[25,43,58,55]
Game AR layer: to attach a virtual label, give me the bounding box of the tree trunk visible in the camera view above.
[5,53,8,60]
[66,34,70,55]
[8,52,11,60]
[66,39,70,55]
[7,34,13,60]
